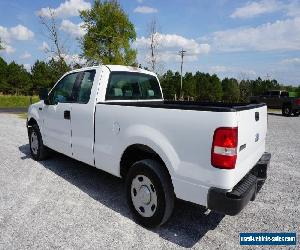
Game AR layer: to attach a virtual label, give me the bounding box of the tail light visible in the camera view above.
[295,98,300,105]
[211,127,238,169]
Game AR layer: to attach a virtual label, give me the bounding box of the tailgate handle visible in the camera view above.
[255,112,259,121]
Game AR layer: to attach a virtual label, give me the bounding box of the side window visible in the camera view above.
[106,72,162,100]
[49,73,78,104]
[77,70,96,104]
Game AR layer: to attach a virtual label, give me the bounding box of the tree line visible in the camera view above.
[0,0,299,101]
[160,70,300,102]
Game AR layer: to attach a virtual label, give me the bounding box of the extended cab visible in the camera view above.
[250,90,300,116]
[27,65,271,227]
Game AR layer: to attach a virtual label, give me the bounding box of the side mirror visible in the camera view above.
[39,88,50,105]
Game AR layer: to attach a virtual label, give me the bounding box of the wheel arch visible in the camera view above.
[120,144,173,183]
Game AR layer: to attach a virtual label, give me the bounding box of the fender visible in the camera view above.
[27,101,43,132]
[121,124,180,177]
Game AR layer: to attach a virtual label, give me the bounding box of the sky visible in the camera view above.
[0,0,300,85]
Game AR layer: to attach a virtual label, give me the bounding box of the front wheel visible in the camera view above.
[126,159,175,227]
[282,105,292,116]
[28,124,49,161]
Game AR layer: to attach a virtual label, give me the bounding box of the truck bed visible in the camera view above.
[99,100,266,112]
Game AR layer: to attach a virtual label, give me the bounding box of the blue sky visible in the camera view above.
[0,0,300,85]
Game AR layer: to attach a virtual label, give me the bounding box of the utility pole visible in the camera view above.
[178,48,186,99]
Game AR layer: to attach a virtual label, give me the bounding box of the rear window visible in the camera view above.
[106,72,162,100]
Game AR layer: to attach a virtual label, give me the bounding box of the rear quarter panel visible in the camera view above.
[94,104,242,204]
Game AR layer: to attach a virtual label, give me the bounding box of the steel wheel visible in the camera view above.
[30,131,39,155]
[131,175,158,217]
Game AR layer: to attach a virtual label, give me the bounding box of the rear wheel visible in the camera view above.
[282,105,292,116]
[293,111,300,117]
[28,124,49,161]
[126,159,174,227]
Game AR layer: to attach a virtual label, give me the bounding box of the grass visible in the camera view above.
[0,95,39,108]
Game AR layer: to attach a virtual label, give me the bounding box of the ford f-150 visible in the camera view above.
[27,65,271,227]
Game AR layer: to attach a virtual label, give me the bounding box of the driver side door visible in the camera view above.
[42,72,80,157]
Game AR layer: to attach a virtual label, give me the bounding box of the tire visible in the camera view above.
[28,124,49,161]
[126,159,175,228]
[293,111,300,117]
[282,105,292,116]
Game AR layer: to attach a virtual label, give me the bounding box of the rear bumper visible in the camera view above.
[207,152,271,215]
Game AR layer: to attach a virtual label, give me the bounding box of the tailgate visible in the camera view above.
[234,104,267,185]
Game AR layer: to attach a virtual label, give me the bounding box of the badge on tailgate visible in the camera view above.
[255,133,259,142]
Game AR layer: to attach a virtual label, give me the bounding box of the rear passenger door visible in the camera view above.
[70,70,97,165]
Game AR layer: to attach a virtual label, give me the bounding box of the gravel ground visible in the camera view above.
[0,112,299,249]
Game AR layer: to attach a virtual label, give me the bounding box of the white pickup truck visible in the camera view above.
[27,65,271,227]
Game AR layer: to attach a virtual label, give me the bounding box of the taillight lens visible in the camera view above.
[211,127,238,169]
[295,98,300,105]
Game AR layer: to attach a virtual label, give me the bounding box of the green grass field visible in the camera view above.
[0,95,39,108]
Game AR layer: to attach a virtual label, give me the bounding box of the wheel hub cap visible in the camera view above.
[30,131,38,154]
[139,185,151,204]
[131,175,158,217]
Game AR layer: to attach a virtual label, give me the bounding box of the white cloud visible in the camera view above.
[231,0,281,19]
[134,6,158,14]
[208,65,257,77]
[281,57,300,65]
[60,20,86,38]
[20,52,31,59]
[55,53,87,66]
[211,17,300,52]
[39,41,50,52]
[286,1,300,17]
[137,0,144,3]
[37,0,91,18]
[136,33,210,59]
[0,26,10,42]
[23,64,31,72]
[0,24,34,54]
[9,25,34,40]
[1,43,16,54]
[136,33,210,63]
[0,24,34,42]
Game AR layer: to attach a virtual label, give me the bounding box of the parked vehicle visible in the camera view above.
[27,65,271,227]
[250,90,300,116]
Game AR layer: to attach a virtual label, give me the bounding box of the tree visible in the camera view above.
[239,80,252,102]
[38,8,65,62]
[47,58,70,85]
[159,70,180,99]
[6,62,31,95]
[146,19,162,73]
[194,72,222,102]
[222,78,240,103]
[0,39,3,50]
[80,0,137,65]
[0,57,9,93]
[31,60,52,92]
[183,72,196,98]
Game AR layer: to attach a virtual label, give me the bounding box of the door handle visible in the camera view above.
[64,110,71,120]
